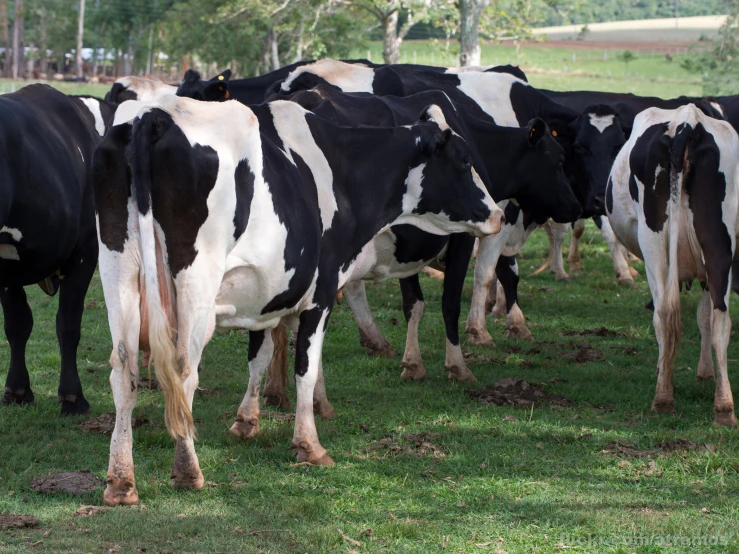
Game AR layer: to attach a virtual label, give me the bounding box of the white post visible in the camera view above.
[76,0,85,78]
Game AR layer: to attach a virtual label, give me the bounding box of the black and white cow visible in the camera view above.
[606,104,739,426]
[104,76,177,104]
[70,95,118,136]
[275,59,622,343]
[0,84,103,415]
[254,85,578,411]
[93,94,504,505]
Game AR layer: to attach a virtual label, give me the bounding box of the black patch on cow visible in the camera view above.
[503,201,521,227]
[629,122,671,233]
[485,64,528,82]
[233,158,255,241]
[606,176,614,213]
[683,123,733,311]
[593,215,603,229]
[392,225,448,264]
[92,124,132,253]
[247,330,265,362]
[258,129,322,315]
[131,109,220,276]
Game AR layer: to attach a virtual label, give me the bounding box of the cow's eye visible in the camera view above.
[462,158,472,169]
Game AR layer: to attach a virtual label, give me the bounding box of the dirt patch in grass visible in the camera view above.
[599,439,714,458]
[369,432,446,459]
[463,352,506,365]
[464,378,574,408]
[137,377,159,390]
[562,341,605,363]
[30,470,103,495]
[562,327,627,337]
[74,505,107,517]
[0,513,39,530]
[262,410,295,422]
[78,413,152,434]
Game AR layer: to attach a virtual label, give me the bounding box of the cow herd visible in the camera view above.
[0,58,737,507]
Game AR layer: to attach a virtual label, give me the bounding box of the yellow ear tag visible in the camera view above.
[551,129,558,137]
[529,127,535,140]
[218,75,225,80]
[225,91,230,99]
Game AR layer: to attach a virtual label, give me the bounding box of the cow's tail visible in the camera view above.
[660,125,692,373]
[132,111,193,441]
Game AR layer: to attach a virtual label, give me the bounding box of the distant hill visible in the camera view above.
[539,0,725,27]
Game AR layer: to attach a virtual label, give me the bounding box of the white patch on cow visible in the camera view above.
[78,146,84,162]
[415,136,421,145]
[588,113,615,134]
[281,59,374,93]
[79,97,106,136]
[445,65,494,74]
[423,104,461,137]
[115,76,177,101]
[401,163,426,214]
[455,71,526,126]
[711,102,725,117]
[0,245,19,260]
[268,101,338,233]
[0,226,22,241]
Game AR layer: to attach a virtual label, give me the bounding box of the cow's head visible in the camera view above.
[511,118,582,223]
[176,69,231,101]
[555,104,627,218]
[400,105,505,237]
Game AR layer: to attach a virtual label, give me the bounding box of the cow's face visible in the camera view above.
[563,105,627,217]
[176,69,231,102]
[408,117,505,237]
[514,118,582,223]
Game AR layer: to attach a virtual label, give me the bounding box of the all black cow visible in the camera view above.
[0,84,103,414]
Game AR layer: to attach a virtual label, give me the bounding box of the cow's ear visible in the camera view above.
[526,118,547,145]
[213,69,232,82]
[422,128,453,156]
[181,69,201,85]
[200,81,230,101]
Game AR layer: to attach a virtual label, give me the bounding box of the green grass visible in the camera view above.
[351,41,705,98]
[0,79,111,98]
[1,223,739,552]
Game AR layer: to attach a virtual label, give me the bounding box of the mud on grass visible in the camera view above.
[1,221,739,552]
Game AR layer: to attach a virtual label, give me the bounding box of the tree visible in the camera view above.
[459,0,489,66]
[12,0,24,79]
[76,0,85,77]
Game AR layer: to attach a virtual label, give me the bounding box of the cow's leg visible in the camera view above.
[595,216,636,285]
[56,249,97,415]
[263,324,291,409]
[103,269,143,507]
[567,219,586,271]
[549,222,570,281]
[312,357,336,418]
[343,280,396,357]
[231,330,274,439]
[441,234,477,383]
[170,364,204,489]
[1,287,34,406]
[710,302,736,426]
[399,274,426,380]
[696,288,715,382]
[292,307,333,465]
[466,235,505,346]
[490,279,506,318]
[484,275,498,315]
[497,255,533,341]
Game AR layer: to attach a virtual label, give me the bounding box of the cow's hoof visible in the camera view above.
[314,401,337,419]
[628,266,640,277]
[696,373,716,383]
[292,440,335,466]
[508,326,534,342]
[59,394,91,416]
[618,277,635,287]
[171,468,205,490]
[651,398,676,414]
[229,415,260,439]
[366,343,397,358]
[400,361,426,381]
[554,274,571,282]
[263,392,291,409]
[569,262,584,271]
[2,387,34,406]
[445,365,477,383]
[103,477,138,506]
[713,409,737,427]
[466,328,495,346]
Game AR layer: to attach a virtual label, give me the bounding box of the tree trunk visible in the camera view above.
[75,0,85,77]
[0,1,9,77]
[268,26,279,71]
[12,0,24,79]
[459,0,489,67]
[38,12,47,75]
[382,10,401,64]
[292,17,305,63]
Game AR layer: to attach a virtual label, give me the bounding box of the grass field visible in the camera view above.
[1,224,739,553]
